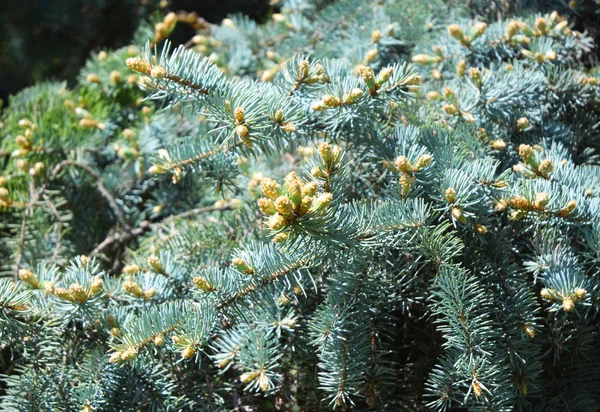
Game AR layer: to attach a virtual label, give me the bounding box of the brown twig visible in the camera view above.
[90,201,236,257]
[14,159,130,278]
[14,177,37,280]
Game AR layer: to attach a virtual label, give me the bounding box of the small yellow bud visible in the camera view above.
[193,276,213,292]
[164,12,177,29]
[378,67,393,85]
[18,119,36,129]
[236,124,249,138]
[181,345,196,359]
[277,295,291,305]
[365,49,378,62]
[311,101,325,111]
[573,288,587,301]
[560,200,577,216]
[273,232,289,243]
[17,159,28,172]
[448,24,464,40]
[491,139,506,150]
[311,166,324,179]
[271,13,285,23]
[69,283,87,303]
[147,255,164,273]
[155,22,169,36]
[356,65,375,83]
[535,17,548,34]
[393,156,412,173]
[540,288,553,300]
[534,52,545,64]
[15,135,30,149]
[127,74,138,84]
[274,109,284,123]
[54,287,71,300]
[299,196,313,215]
[232,257,254,274]
[371,29,382,43]
[473,224,487,235]
[319,142,333,164]
[474,22,487,36]
[150,65,167,78]
[516,117,529,131]
[451,206,466,223]
[555,21,568,33]
[268,213,288,230]
[217,357,232,369]
[154,335,164,346]
[538,159,553,175]
[562,296,574,312]
[298,60,310,79]
[444,104,459,115]
[508,195,529,209]
[411,54,436,64]
[413,154,432,171]
[545,50,557,61]
[240,371,260,384]
[427,91,441,100]
[533,192,549,210]
[109,71,121,83]
[518,144,534,161]
[258,198,277,215]
[121,346,138,361]
[143,287,157,300]
[122,128,136,140]
[90,278,104,295]
[301,181,318,197]
[126,57,151,74]
[522,323,535,338]
[469,67,482,83]
[109,351,122,363]
[472,380,482,397]
[322,95,341,107]
[445,188,457,203]
[399,172,412,196]
[310,192,333,213]
[261,178,281,200]
[386,23,394,36]
[443,86,455,99]
[0,188,8,204]
[258,371,270,392]
[284,172,302,204]
[98,51,108,62]
[122,264,140,275]
[18,269,38,288]
[456,59,467,77]
[234,107,245,123]
[42,281,55,294]
[506,20,521,38]
[86,73,101,84]
[281,122,296,133]
[123,280,143,298]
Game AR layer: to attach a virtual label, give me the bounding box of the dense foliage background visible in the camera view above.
[1,0,600,410]
[0,0,271,103]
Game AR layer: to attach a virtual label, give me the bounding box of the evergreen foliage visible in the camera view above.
[1,1,600,410]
